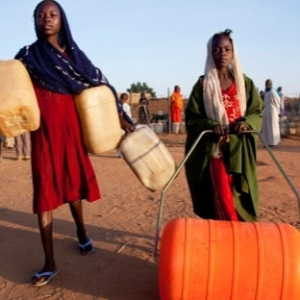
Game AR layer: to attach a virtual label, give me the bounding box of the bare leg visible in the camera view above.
[69,200,88,244]
[32,211,57,285]
[69,200,95,255]
[38,211,56,270]
[15,135,22,159]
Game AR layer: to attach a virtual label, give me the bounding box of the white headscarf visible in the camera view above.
[203,32,247,128]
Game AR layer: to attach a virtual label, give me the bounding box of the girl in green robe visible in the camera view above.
[185,29,264,221]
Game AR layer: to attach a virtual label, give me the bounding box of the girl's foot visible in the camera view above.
[31,268,59,287]
[78,238,95,256]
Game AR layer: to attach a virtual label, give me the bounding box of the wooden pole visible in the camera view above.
[168,88,171,133]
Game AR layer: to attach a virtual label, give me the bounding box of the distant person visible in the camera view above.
[170,85,183,124]
[185,29,264,222]
[120,93,132,120]
[261,79,281,146]
[259,90,264,101]
[276,86,285,117]
[15,132,31,161]
[138,93,151,125]
[116,93,133,157]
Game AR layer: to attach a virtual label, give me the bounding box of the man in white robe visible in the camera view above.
[261,79,281,146]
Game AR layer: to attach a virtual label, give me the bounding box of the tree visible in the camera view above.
[127,82,156,98]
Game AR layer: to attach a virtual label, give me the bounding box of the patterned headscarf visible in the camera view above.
[15,0,112,96]
[203,30,246,128]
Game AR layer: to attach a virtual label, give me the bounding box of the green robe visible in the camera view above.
[185,74,264,221]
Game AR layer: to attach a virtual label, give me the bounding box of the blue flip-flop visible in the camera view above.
[31,270,59,287]
[78,238,95,256]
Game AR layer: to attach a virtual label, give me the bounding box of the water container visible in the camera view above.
[159,217,300,300]
[149,123,156,131]
[288,122,296,135]
[280,122,288,136]
[120,125,176,191]
[0,60,40,137]
[4,137,15,148]
[179,122,186,134]
[172,122,180,134]
[74,85,122,154]
[155,122,164,134]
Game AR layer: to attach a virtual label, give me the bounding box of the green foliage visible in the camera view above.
[127,82,156,98]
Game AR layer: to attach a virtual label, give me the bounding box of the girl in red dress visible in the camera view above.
[15,0,134,286]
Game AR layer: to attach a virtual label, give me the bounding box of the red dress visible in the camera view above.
[31,83,101,213]
[210,83,241,220]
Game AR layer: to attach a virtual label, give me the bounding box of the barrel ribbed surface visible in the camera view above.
[159,217,300,300]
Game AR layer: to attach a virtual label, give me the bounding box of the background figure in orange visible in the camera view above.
[170,85,183,124]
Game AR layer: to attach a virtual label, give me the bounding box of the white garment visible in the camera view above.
[116,102,132,157]
[261,89,281,145]
[4,137,15,148]
[122,102,132,119]
[120,102,132,134]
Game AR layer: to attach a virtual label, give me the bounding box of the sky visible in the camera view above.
[0,0,299,99]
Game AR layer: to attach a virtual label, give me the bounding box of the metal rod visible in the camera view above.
[153,130,213,258]
[252,130,300,215]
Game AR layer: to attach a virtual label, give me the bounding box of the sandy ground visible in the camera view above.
[1,133,300,300]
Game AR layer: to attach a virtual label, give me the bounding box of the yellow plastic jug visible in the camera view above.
[120,125,176,191]
[74,85,122,154]
[0,60,40,137]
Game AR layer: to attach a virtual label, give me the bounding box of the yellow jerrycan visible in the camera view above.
[74,85,122,154]
[0,59,40,137]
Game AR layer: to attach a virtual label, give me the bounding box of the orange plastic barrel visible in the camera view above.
[0,60,40,137]
[159,217,300,300]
